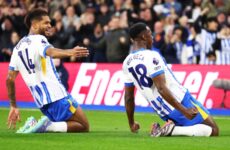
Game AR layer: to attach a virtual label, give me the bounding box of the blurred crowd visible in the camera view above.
[0,0,230,64]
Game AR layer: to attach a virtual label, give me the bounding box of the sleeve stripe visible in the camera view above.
[9,66,15,71]
[124,83,134,87]
[43,45,52,57]
[150,70,164,78]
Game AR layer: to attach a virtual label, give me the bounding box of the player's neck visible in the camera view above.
[29,29,39,35]
[132,41,147,51]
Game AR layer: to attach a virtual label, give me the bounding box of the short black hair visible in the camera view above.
[24,8,48,29]
[129,22,148,39]
[206,17,218,23]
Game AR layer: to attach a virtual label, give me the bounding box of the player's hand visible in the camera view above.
[72,46,89,57]
[130,122,140,133]
[184,107,198,120]
[7,106,21,129]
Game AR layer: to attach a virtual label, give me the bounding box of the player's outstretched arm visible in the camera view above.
[6,70,21,129]
[46,46,89,58]
[125,86,140,133]
[152,74,198,120]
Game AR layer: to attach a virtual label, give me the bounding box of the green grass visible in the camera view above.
[0,108,230,150]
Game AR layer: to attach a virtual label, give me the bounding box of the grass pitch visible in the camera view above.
[0,108,230,150]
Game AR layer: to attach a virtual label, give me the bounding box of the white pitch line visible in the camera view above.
[213,116,230,120]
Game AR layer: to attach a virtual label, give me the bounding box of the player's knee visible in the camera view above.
[84,121,90,132]
[211,125,219,136]
[81,120,90,132]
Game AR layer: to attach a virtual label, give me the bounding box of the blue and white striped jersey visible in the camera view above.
[123,49,187,117]
[9,35,68,108]
[182,35,202,64]
[216,38,230,65]
[199,29,217,64]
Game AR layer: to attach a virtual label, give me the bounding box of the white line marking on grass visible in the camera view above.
[213,116,230,120]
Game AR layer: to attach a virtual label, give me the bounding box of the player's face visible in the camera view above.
[38,16,52,37]
[145,27,153,49]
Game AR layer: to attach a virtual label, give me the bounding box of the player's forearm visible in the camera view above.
[153,75,187,114]
[46,47,72,58]
[158,86,187,113]
[125,98,135,126]
[6,78,17,107]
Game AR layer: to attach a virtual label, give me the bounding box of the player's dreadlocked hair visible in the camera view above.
[24,8,48,29]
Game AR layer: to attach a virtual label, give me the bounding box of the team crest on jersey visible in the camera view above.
[41,39,48,46]
[153,58,159,65]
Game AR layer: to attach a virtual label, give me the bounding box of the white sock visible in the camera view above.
[45,122,67,133]
[171,124,212,137]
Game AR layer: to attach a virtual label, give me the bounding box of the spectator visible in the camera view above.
[72,11,95,62]
[152,21,166,54]
[217,12,227,27]
[164,15,176,37]
[28,0,49,11]
[0,17,15,62]
[62,5,80,30]
[84,15,130,63]
[181,23,202,64]
[213,0,226,13]
[1,31,20,62]
[185,0,202,21]
[53,9,63,22]
[110,0,125,14]
[164,27,184,63]
[84,2,97,14]
[139,7,158,29]
[212,25,230,65]
[89,23,107,63]
[48,21,68,48]
[78,12,95,41]
[96,3,111,27]
[70,0,85,16]
[119,10,129,28]
[164,0,182,16]
[194,8,219,64]
[178,15,189,43]
[123,0,134,10]
[58,0,71,15]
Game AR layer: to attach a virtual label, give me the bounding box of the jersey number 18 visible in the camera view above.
[128,64,153,89]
